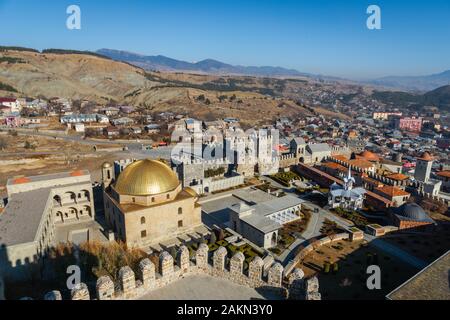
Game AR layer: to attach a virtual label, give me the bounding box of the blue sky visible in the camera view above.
[0,0,449,79]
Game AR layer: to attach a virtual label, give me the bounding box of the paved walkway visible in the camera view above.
[139,275,283,300]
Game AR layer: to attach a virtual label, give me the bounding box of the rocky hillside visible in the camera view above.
[0,49,321,125]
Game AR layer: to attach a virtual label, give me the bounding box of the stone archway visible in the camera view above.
[53,195,62,206]
[68,207,78,220]
[82,206,92,217]
[56,211,64,223]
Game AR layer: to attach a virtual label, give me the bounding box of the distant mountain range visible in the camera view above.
[97,48,330,79]
[369,70,450,92]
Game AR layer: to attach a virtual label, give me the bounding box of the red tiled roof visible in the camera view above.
[359,150,380,162]
[322,162,347,171]
[375,185,410,198]
[333,155,348,162]
[436,171,450,178]
[11,177,31,185]
[0,98,17,103]
[387,173,409,181]
[70,170,85,177]
[348,159,375,169]
[417,152,434,161]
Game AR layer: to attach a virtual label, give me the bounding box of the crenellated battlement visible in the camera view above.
[36,245,319,301]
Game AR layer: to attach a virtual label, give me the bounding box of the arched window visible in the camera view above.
[141,217,146,224]
[151,197,155,203]
[178,207,183,215]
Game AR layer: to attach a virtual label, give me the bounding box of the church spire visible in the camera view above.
[344,167,355,191]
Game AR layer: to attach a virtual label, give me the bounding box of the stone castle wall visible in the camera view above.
[35,244,319,301]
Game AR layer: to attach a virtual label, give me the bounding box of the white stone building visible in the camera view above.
[0,171,96,281]
[328,168,366,210]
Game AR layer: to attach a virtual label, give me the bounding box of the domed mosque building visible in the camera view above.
[102,159,203,248]
[390,202,435,230]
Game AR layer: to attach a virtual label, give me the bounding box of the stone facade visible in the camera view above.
[177,245,190,272]
[230,252,245,277]
[213,247,227,272]
[71,283,90,300]
[44,290,62,300]
[96,276,115,300]
[119,266,136,298]
[248,256,264,283]
[160,251,175,277]
[267,262,284,287]
[195,243,209,270]
[139,258,156,288]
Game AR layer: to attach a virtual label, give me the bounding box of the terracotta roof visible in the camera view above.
[348,159,375,169]
[362,176,383,185]
[11,177,32,185]
[375,185,410,198]
[322,162,347,171]
[70,170,85,177]
[332,154,349,161]
[387,173,409,181]
[359,150,380,162]
[417,152,433,161]
[436,171,450,178]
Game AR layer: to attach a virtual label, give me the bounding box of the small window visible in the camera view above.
[178,220,183,228]
[141,217,146,224]
[132,197,136,203]
[151,197,155,203]
[141,230,147,238]
[166,194,170,200]
[178,207,183,215]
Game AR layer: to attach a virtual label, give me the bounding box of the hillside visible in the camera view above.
[0,49,321,125]
[370,70,450,92]
[371,85,450,112]
[422,85,450,111]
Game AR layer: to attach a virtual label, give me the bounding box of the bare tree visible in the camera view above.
[0,137,7,150]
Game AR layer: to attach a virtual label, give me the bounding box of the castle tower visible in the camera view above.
[414,152,433,183]
[102,162,114,189]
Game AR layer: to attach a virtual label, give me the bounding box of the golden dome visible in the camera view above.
[185,187,199,199]
[114,159,180,196]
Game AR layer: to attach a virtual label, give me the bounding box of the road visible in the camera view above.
[1,127,174,160]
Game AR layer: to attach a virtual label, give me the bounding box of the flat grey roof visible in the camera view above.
[240,214,281,233]
[238,194,304,233]
[387,250,450,300]
[0,178,91,247]
[7,170,90,186]
[253,195,304,216]
[307,143,331,153]
[0,187,52,246]
[233,188,276,204]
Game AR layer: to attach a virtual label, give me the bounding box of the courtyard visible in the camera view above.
[296,239,419,300]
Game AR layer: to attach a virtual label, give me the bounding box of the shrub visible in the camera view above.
[208,243,219,252]
[332,263,339,274]
[323,262,331,274]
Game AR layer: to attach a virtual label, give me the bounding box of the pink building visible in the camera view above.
[394,117,422,132]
